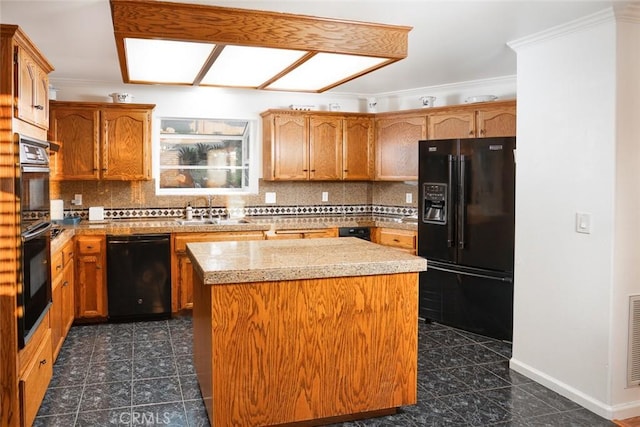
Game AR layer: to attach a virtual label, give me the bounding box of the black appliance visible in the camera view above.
[338,227,371,241]
[418,137,515,341]
[16,134,52,348]
[106,234,171,321]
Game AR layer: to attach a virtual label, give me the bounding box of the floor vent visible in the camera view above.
[628,295,640,387]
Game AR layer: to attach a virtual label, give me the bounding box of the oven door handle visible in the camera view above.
[22,222,52,242]
[21,166,50,174]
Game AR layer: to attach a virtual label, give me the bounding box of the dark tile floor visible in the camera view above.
[34,317,615,427]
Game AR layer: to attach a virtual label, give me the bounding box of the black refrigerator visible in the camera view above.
[418,136,515,341]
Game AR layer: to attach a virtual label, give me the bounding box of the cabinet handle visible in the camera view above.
[86,245,93,249]
[96,265,101,270]
[393,238,400,242]
[33,104,44,110]
[480,129,485,135]
[63,281,69,287]
[39,359,47,366]
[56,264,63,270]
[468,130,474,136]
[102,168,107,172]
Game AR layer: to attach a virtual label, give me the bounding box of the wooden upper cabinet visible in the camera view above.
[49,107,100,180]
[476,104,516,137]
[262,111,372,181]
[428,100,516,139]
[265,113,308,180]
[309,115,342,180]
[6,25,54,131]
[16,47,50,129]
[375,114,426,180]
[102,110,151,180]
[428,111,475,140]
[49,101,155,181]
[343,116,374,180]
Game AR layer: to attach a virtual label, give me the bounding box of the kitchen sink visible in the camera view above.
[174,218,250,226]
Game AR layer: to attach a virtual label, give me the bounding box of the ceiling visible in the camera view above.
[0,0,623,95]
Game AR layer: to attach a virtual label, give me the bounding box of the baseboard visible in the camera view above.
[509,358,640,420]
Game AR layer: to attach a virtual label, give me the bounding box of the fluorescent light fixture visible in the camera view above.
[125,38,214,84]
[111,0,411,92]
[200,46,307,87]
[266,53,389,91]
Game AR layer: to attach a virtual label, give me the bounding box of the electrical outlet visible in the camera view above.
[72,194,82,205]
[265,192,276,204]
[405,193,413,203]
[322,192,329,202]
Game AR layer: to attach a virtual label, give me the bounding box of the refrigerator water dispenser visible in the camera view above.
[422,183,447,224]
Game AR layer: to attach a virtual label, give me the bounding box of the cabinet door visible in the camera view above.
[476,106,516,137]
[177,255,194,310]
[375,115,426,180]
[343,117,373,180]
[428,111,475,140]
[61,258,75,337]
[50,278,63,360]
[309,116,342,180]
[75,236,107,319]
[49,107,100,180]
[102,110,151,180]
[272,114,308,180]
[15,47,49,129]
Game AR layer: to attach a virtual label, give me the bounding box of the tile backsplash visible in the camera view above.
[51,179,418,218]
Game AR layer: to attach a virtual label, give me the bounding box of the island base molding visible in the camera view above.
[192,272,418,427]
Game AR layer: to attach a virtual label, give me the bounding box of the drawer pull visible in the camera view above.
[393,239,400,242]
[86,246,93,249]
[33,104,44,110]
[39,359,47,366]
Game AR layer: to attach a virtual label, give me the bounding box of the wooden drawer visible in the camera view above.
[62,239,74,265]
[377,229,416,250]
[20,330,53,427]
[174,231,265,253]
[77,236,103,254]
[265,228,338,239]
[51,249,64,277]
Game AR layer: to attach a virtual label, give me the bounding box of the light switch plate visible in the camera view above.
[405,193,413,203]
[576,212,592,234]
[322,192,328,202]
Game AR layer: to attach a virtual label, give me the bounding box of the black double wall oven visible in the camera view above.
[17,134,52,348]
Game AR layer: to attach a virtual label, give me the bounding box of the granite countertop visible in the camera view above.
[186,237,427,285]
[55,214,417,236]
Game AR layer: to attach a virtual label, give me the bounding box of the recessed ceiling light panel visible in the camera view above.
[266,53,389,92]
[200,46,307,88]
[125,38,215,84]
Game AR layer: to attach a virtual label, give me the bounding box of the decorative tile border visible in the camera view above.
[54,204,417,221]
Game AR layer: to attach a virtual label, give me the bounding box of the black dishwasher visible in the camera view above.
[107,234,171,321]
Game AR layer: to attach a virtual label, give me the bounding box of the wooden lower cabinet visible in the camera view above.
[17,317,52,427]
[75,235,107,320]
[373,228,417,255]
[264,227,338,239]
[50,238,74,360]
[171,231,265,311]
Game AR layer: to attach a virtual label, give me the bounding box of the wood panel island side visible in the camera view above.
[186,237,427,427]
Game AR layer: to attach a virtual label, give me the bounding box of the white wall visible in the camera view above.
[510,7,640,419]
[611,6,640,413]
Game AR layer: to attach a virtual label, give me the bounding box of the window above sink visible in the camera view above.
[156,117,258,195]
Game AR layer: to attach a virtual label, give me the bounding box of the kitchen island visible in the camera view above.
[187,237,427,427]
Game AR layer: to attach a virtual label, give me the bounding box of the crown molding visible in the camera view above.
[507,7,615,51]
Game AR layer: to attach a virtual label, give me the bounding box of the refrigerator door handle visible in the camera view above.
[428,263,514,283]
[447,154,455,247]
[458,155,466,249]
